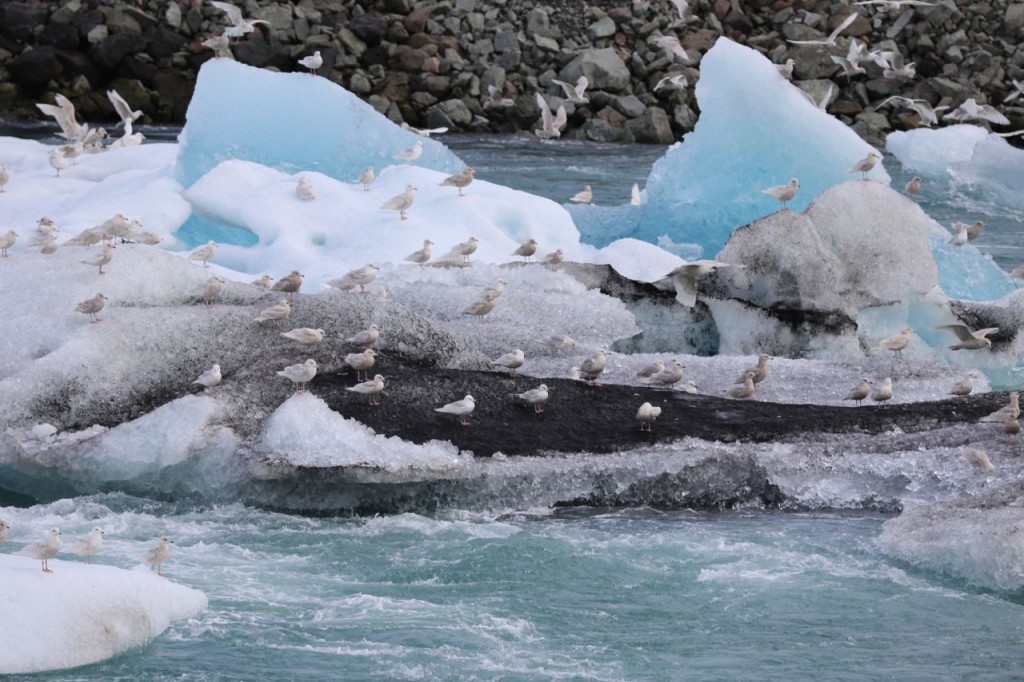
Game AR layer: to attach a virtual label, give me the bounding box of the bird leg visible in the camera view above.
[42,560,53,573]
[534,405,544,414]
[400,210,408,220]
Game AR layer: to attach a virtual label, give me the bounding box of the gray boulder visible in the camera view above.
[558,48,631,92]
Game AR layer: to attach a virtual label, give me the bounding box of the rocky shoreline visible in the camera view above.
[1,0,1023,146]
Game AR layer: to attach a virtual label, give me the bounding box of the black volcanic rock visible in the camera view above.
[90,31,147,71]
[7,46,63,87]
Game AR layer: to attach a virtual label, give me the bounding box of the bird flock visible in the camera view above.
[1,523,174,576]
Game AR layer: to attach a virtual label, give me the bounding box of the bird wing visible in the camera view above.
[106,89,136,124]
[826,13,859,43]
[937,324,974,341]
[535,92,553,132]
[551,79,575,99]
[975,327,999,339]
[575,76,589,96]
[210,1,245,25]
[669,267,699,307]
[552,105,567,131]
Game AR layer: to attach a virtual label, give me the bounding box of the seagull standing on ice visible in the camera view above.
[278,358,318,392]
[636,359,664,380]
[551,76,590,103]
[786,13,858,47]
[905,176,922,196]
[82,244,115,275]
[0,230,17,257]
[949,223,969,247]
[327,263,380,294]
[281,328,326,351]
[381,184,417,220]
[76,293,108,322]
[960,220,984,241]
[201,275,225,305]
[649,359,685,388]
[492,349,525,374]
[193,363,222,393]
[210,1,270,38]
[875,327,913,356]
[356,165,375,191]
[949,372,976,398]
[870,377,893,405]
[344,349,377,381]
[254,299,292,329]
[189,240,218,267]
[449,236,479,263]
[637,402,662,431]
[569,185,593,204]
[296,177,316,200]
[272,270,304,298]
[0,164,10,192]
[144,536,173,575]
[726,371,757,399]
[436,395,476,425]
[405,239,433,265]
[736,353,770,385]
[462,293,496,320]
[298,50,322,75]
[849,152,880,180]
[16,527,62,573]
[440,167,475,196]
[518,384,550,414]
[347,373,385,405]
[580,349,608,384]
[763,178,799,208]
[70,527,105,564]
[939,324,999,351]
[49,148,69,176]
[253,274,274,289]
[394,141,424,164]
[347,324,380,347]
[541,249,564,266]
[844,377,871,405]
[513,238,538,262]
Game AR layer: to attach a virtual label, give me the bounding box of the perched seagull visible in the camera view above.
[569,185,593,204]
[381,184,417,220]
[654,73,689,93]
[193,363,222,393]
[948,223,970,247]
[938,324,999,351]
[481,278,508,300]
[189,240,218,267]
[580,349,608,384]
[844,377,871,405]
[636,402,662,431]
[347,324,380,347]
[201,275,225,305]
[400,122,449,137]
[876,327,913,356]
[0,164,9,192]
[37,235,59,255]
[435,394,476,425]
[327,263,380,294]
[966,449,995,473]
[980,391,1020,423]
[394,141,424,164]
[16,528,61,573]
[440,167,475,196]
[49,148,69,176]
[62,141,83,164]
[344,349,377,381]
[682,381,699,394]
[210,1,269,38]
[272,270,304,297]
[356,165,375,191]
[649,359,685,388]
[545,334,576,351]
[0,520,8,546]
[76,293,108,323]
[111,118,145,147]
[405,239,433,265]
[202,33,232,58]
[905,176,922,196]
[70,527,105,564]
[513,238,539,262]
[787,13,858,47]
[0,230,17,257]
[347,373,385,405]
[737,353,771,385]
[281,328,326,350]
[278,358,318,392]
[636,359,665,379]
[876,96,947,126]
[870,377,894,405]
[253,274,274,289]
[630,183,642,206]
[254,299,292,329]
[776,58,795,80]
[484,84,515,110]
[949,372,977,398]
[296,176,316,201]
[492,349,525,374]
[534,92,568,139]
[1006,417,1021,442]
[668,0,699,26]
[462,293,496,320]
[517,384,550,414]
[959,220,984,241]
[449,236,479,263]
[726,371,757,399]
[107,88,142,128]
[552,76,590,103]
[850,152,880,180]
[763,178,799,208]
[82,244,115,275]
[664,260,738,308]
[143,536,173,575]
[655,35,696,65]
[540,249,564,266]
[298,50,322,75]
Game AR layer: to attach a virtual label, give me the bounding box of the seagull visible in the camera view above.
[405,239,433,265]
[394,140,424,164]
[949,372,977,398]
[106,88,142,128]
[1005,79,1024,103]
[552,76,590,103]
[0,164,9,192]
[876,327,913,355]
[649,359,685,388]
[850,152,880,180]
[253,274,274,289]
[870,377,894,405]
[569,185,593,204]
[664,260,738,308]
[143,536,173,575]
[905,176,922,196]
[278,358,318,392]
[281,328,326,350]
[254,299,292,329]
[844,377,871,405]
[347,373,385,405]
[830,53,866,78]
[854,0,936,10]
[949,222,969,247]
[980,391,1020,423]
[201,275,225,305]
[682,381,699,394]
[655,35,696,64]
[534,92,568,139]
[876,96,948,127]
[202,33,232,58]
[347,324,380,347]
[462,293,496,320]
[36,94,88,142]
[272,270,304,297]
[440,167,475,196]
[787,13,858,47]
[636,359,665,379]
[82,244,115,275]
[668,0,699,26]
[736,353,771,385]
[540,249,564,266]
[763,178,799,208]
[356,165,375,191]
[777,58,795,80]
[966,449,995,472]
[938,324,999,351]
[298,50,322,75]
[484,84,515,110]
[70,527,105,564]
[327,263,380,294]
[0,230,17,257]
[344,349,377,381]
[630,183,642,206]
[580,349,608,384]
[76,293,108,322]
[518,384,550,414]
[726,371,757,399]
[381,184,417,219]
[209,1,270,38]
[49,148,69,176]
[1006,417,1021,442]
[189,240,218,267]
[637,402,662,431]
[400,122,449,137]
[296,176,316,200]
[800,83,835,110]
[16,527,61,573]
[193,363,222,393]
[545,334,576,351]
[62,140,83,164]
[449,236,479,263]
[435,394,476,425]
[965,220,984,241]
[492,349,525,374]
[874,49,916,79]
[0,520,8,546]
[513,238,539,262]
[480,278,506,299]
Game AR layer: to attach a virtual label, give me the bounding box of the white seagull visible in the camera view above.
[664,260,739,308]
[210,1,270,38]
[569,185,593,204]
[76,293,108,323]
[552,76,590,103]
[189,240,218,267]
[394,140,424,164]
[107,88,142,128]
[347,374,385,405]
[534,92,568,139]
[637,402,662,431]
[436,395,476,425]
[16,527,62,573]
[344,349,377,381]
[381,184,417,219]
[194,363,222,392]
[762,178,799,208]
[356,165,375,191]
[277,358,318,392]
[938,324,999,351]
[787,13,858,47]
[518,384,550,414]
[405,239,433,265]
[849,152,880,180]
[70,527,105,563]
[143,536,173,575]
[298,50,322,75]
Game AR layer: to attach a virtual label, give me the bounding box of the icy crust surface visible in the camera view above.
[176,58,464,187]
[570,37,888,253]
[0,554,207,674]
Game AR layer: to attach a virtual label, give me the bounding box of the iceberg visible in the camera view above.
[176,59,464,188]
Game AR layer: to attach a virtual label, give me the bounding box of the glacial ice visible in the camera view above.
[569,37,889,254]
[0,554,207,674]
[886,125,993,178]
[176,58,464,188]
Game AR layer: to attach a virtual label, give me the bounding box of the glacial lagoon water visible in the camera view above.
[4,134,1024,679]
